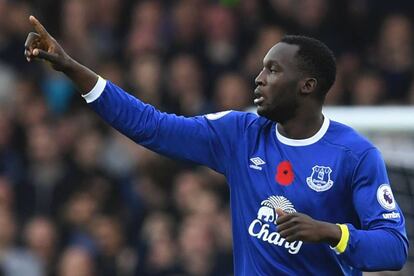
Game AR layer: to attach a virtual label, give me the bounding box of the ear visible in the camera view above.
[300,78,317,95]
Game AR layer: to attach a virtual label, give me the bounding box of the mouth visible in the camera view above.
[254,96,264,105]
[254,88,265,105]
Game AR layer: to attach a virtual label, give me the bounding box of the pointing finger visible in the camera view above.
[29,15,51,39]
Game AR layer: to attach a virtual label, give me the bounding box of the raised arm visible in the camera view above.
[24,15,253,174]
[24,15,97,94]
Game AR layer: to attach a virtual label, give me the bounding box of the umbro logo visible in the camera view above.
[250,157,266,170]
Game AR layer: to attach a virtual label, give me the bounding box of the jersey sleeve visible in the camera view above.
[84,78,253,174]
[337,148,409,270]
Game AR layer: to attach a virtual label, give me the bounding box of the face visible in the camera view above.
[254,42,302,122]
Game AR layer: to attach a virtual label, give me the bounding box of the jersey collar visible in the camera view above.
[275,116,330,146]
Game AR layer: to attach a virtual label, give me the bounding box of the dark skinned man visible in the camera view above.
[25,15,408,275]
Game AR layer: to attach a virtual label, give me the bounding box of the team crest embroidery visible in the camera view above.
[247,196,303,254]
[306,165,334,192]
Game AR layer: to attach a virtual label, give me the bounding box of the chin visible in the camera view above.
[256,106,266,116]
[256,107,272,120]
[257,107,286,123]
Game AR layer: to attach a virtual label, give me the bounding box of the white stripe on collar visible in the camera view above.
[276,116,330,146]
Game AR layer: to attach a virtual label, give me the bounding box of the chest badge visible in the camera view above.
[306,165,334,192]
[275,161,294,186]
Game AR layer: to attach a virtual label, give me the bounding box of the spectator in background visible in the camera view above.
[61,190,98,257]
[140,212,178,275]
[72,129,105,174]
[0,63,16,107]
[376,14,413,103]
[325,52,361,105]
[238,0,262,39]
[166,54,210,115]
[351,71,386,105]
[213,210,233,275]
[128,53,163,108]
[168,0,204,57]
[0,209,44,276]
[90,215,138,276]
[22,123,72,219]
[58,246,95,276]
[203,4,239,80]
[126,1,163,58]
[0,177,13,206]
[134,173,169,212]
[97,59,125,88]
[213,73,251,111]
[0,0,31,68]
[60,0,96,66]
[23,217,58,276]
[54,115,80,157]
[0,113,23,185]
[13,78,45,127]
[101,129,141,177]
[179,214,216,276]
[173,170,206,215]
[89,0,122,58]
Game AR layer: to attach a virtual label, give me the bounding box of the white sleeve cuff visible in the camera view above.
[82,76,107,103]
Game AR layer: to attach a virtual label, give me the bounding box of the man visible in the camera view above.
[24,16,408,275]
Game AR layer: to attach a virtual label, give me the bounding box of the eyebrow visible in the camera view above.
[263,59,281,68]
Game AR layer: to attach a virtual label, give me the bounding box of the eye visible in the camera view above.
[270,68,277,73]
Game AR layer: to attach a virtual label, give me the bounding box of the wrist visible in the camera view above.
[61,56,78,74]
[61,58,99,94]
[318,221,341,247]
[331,224,350,254]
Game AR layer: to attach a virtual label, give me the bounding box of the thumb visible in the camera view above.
[33,48,59,64]
[275,208,286,217]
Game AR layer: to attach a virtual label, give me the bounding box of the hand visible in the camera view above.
[275,208,341,246]
[24,15,72,71]
[24,15,98,93]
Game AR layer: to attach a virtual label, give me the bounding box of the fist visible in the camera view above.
[24,16,71,71]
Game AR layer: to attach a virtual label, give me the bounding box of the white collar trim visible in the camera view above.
[276,116,330,146]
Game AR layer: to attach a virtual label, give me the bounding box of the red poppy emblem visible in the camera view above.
[275,161,294,186]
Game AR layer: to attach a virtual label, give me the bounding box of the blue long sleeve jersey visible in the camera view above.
[84,78,408,275]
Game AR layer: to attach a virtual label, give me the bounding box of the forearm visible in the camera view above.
[62,58,99,95]
[85,79,226,171]
[339,224,408,271]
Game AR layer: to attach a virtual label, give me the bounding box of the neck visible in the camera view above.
[277,107,324,139]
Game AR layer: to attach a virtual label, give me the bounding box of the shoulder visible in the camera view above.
[202,110,266,130]
[324,120,377,160]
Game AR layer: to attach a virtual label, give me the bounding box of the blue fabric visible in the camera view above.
[89,81,408,275]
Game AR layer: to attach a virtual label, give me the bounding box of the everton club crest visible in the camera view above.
[306,165,334,192]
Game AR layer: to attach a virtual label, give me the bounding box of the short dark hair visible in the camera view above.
[281,35,336,97]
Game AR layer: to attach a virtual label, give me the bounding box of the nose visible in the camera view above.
[255,69,266,86]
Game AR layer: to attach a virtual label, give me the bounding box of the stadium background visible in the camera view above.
[0,0,413,275]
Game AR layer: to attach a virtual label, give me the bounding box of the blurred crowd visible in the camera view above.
[0,0,413,275]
